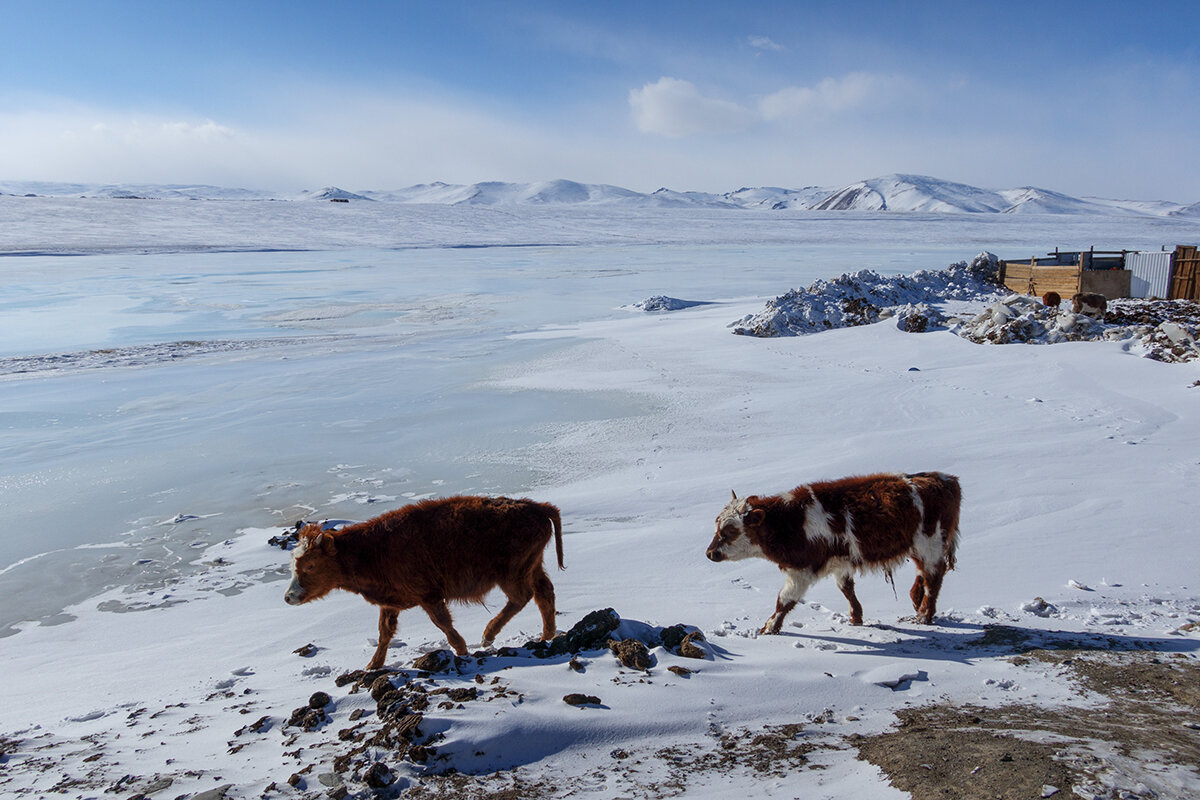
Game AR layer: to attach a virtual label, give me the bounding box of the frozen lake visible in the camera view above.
[1,202,1195,635]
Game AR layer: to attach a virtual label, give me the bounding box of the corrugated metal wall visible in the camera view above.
[1126,251,1173,298]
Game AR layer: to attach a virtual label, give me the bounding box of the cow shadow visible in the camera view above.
[777,617,1200,664]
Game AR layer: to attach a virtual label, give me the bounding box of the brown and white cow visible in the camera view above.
[1071,292,1107,318]
[706,472,960,634]
[285,495,564,668]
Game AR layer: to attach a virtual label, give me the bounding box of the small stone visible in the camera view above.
[569,656,585,673]
[308,691,332,709]
[1041,785,1060,797]
[447,687,477,703]
[667,665,693,677]
[293,643,318,657]
[563,693,602,706]
[678,632,707,659]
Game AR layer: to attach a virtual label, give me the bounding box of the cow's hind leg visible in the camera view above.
[480,579,534,649]
[531,564,557,641]
[367,606,400,670]
[420,598,469,656]
[910,573,927,614]
[836,573,864,625]
[914,564,946,625]
[761,568,814,635]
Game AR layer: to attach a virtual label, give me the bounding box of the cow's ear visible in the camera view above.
[745,508,766,526]
[316,532,337,555]
[731,489,737,501]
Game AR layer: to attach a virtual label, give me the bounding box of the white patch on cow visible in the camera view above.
[713,526,766,561]
[284,538,309,605]
[912,519,946,568]
[780,490,796,505]
[715,497,748,532]
[802,490,839,546]
[816,556,857,582]
[764,568,817,629]
[843,509,864,563]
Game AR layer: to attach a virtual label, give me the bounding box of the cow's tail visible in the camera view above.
[546,504,565,570]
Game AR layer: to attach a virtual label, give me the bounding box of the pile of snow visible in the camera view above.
[960,297,1200,363]
[730,252,1003,337]
[627,296,712,312]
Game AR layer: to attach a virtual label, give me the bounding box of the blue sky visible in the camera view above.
[1,1,1197,199]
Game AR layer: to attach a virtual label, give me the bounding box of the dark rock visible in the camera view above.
[610,639,653,671]
[364,762,395,788]
[660,624,690,650]
[563,693,602,706]
[413,649,454,673]
[569,656,585,673]
[370,675,397,702]
[533,608,621,657]
[447,687,477,703]
[287,706,328,731]
[308,691,332,709]
[293,643,318,657]
[188,785,234,800]
[668,665,694,677]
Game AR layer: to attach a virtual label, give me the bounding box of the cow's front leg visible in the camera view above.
[367,606,400,670]
[761,568,814,635]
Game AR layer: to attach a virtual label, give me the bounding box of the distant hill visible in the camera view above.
[2,174,1195,216]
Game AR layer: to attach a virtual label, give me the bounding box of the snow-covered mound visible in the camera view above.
[813,174,1009,213]
[730,252,1003,337]
[731,253,1200,363]
[299,186,374,201]
[3,176,1195,214]
[627,296,712,312]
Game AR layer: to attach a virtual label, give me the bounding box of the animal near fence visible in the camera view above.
[1171,245,1200,301]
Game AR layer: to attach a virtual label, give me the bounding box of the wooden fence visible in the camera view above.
[1171,245,1199,301]
[1000,258,1130,299]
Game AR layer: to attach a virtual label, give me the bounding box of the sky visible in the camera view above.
[1,0,1197,200]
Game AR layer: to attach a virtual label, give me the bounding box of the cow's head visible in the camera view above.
[706,491,766,562]
[284,525,343,606]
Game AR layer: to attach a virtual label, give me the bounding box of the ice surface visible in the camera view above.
[2,202,1199,798]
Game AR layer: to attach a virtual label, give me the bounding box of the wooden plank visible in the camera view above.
[1171,245,1199,301]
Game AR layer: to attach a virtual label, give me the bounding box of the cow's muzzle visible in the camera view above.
[706,549,724,562]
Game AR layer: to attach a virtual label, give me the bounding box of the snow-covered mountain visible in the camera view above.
[3,174,1196,216]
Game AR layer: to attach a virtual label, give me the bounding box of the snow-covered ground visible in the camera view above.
[2,201,1199,799]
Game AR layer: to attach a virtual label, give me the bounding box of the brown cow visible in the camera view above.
[284,495,564,668]
[1071,292,1107,318]
[1042,291,1061,308]
[706,472,960,634]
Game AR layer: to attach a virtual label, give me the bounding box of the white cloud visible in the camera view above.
[759,73,887,119]
[628,77,754,138]
[747,35,784,52]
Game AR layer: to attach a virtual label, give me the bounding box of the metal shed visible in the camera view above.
[1126,251,1173,299]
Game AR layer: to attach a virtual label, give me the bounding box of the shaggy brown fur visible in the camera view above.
[1042,291,1061,308]
[706,473,960,633]
[285,495,564,668]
